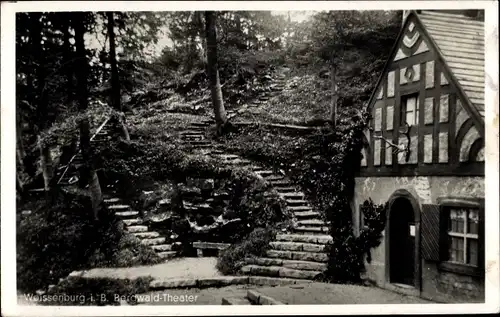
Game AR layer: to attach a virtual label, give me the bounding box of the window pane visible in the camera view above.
[407,96,416,112]
[467,239,479,266]
[468,209,479,234]
[449,236,465,263]
[406,111,415,125]
[449,209,465,233]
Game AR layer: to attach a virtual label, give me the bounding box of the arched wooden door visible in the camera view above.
[385,189,421,290]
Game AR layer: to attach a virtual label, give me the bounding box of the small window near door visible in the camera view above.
[401,94,419,126]
[447,208,480,266]
[437,197,484,276]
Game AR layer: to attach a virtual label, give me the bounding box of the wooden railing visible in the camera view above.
[57,116,111,185]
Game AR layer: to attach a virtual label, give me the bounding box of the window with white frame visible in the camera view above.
[447,207,480,266]
[401,94,419,126]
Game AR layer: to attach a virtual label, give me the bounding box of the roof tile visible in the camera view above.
[419,11,485,118]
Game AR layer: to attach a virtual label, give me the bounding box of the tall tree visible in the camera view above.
[30,12,53,193]
[62,14,74,103]
[73,12,104,221]
[107,11,121,111]
[205,11,228,130]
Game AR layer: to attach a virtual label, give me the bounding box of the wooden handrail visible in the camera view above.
[57,116,110,184]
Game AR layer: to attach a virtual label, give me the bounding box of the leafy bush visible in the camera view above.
[357,199,387,264]
[216,227,276,275]
[17,192,161,293]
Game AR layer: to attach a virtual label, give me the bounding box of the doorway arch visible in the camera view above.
[385,189,421,291]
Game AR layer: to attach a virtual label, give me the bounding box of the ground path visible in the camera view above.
[71,258,221,281]
[132,282,432,305]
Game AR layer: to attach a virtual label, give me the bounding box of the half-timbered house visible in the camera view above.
[353,10,485,303]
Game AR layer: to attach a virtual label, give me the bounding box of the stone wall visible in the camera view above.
[353,175,485,302]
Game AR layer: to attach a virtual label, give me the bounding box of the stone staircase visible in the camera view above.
[179,115,331,282]
[104,197,178,260]
[58,120,179,261]
[211,67,290,122]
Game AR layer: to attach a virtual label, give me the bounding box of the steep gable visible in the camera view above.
[360,11,484,176]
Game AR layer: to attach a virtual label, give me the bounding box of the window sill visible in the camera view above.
[438,261,484,277]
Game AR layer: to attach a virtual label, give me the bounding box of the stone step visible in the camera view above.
[269,179,291,186]
[241,265,321,280]
[127,225,148,233]
[225,159,252,166]
[285,199,309,206]
[158,251,177,259]
[151,244,173,252]
[104,198,120,204]
[276,234,332,244]
[184,135,204,141]
[215,154,239,160]
[141,237,166,246]
[180,130,205,135]
[221,296,252,305]
[287,206,312,212]
[188,126,206,131]
[269,241,326,253]
[263,175,285,182]
[294,226,329,234]
[109,204,131,211]
[115,211,139,218]
[133,231,160,238]
[245,257,327,271]
[255,170,274,177]
[266,250,328,262]
[192,241,231,250]
[279,192,304,199]
[122,218,142,226]
[189,140,211,146]
[274,187,298,193]
[294,211,321,219]
[296,219,326,227]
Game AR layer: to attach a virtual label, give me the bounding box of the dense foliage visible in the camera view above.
[216,227,277,275]
[17,192,160,293]
[95,137,291,248]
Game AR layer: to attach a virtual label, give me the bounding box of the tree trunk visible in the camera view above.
[74,13,103,220]
[63,15,74,103]
[79,118,103,221]
[16,111,25,165]
[330,56,338,128]
[74,13,88,111]
[117,112,130,142]
[107,11,121,111]
[38,136,53,191]
[286,12,292,49]
[31,13,52,193]
[17,170,25,199]
[205,11,227,129]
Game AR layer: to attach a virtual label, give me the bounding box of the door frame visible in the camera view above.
[384,189,422,295]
